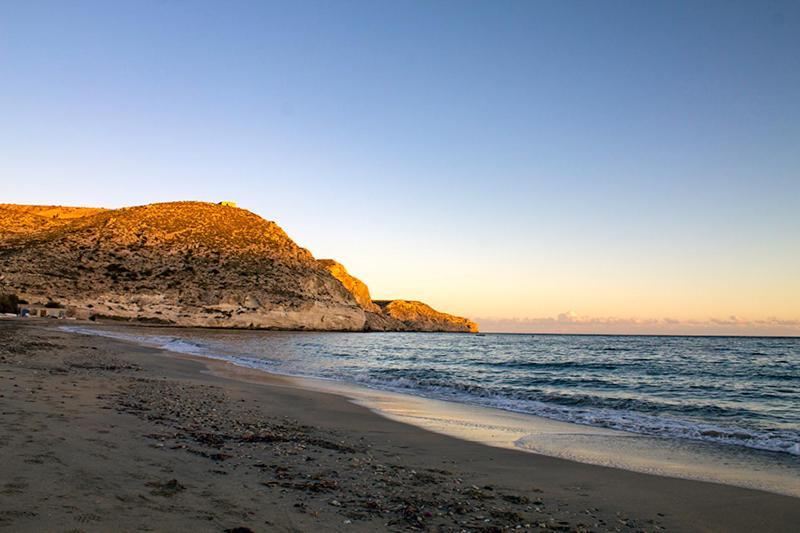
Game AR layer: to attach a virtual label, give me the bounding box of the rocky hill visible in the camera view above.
[0,202,477,332]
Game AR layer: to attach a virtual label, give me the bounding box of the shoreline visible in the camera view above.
[58,321,800,498]
[194,353,800,499]
[48,316,800,338]
[300,379,800,498]
[2,321,799,532]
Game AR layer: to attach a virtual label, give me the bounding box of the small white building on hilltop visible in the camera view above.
[218,201,237,207]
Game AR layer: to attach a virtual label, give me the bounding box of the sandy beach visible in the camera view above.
[1,321,798,532]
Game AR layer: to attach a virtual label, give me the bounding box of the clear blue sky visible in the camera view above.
[1,1,798,333]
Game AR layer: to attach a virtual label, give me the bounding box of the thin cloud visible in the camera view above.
[710,315,750,326]
[756,318,800,327]
[475,312,800,335]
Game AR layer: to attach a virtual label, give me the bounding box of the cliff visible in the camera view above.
[319,259,477,333]
[0,202,477,332]
[318,260,380,313]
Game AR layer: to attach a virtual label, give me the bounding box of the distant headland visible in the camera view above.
[0,202,477,332]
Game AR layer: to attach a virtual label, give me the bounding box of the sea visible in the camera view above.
[62,326,800,495]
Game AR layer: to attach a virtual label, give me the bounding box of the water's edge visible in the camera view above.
[60,324,800,498]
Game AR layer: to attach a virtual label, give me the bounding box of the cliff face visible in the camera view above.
[0,202,476,332]
[319,259,478,333]
[318,260,381,313]
[0,202,365,330]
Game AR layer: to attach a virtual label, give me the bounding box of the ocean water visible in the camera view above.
[62,326,800,458]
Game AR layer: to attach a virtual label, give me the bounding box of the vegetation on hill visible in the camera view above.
[0,294,19,314]
[0,204,106,237]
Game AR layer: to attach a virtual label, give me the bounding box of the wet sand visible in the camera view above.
[1,320,798,532]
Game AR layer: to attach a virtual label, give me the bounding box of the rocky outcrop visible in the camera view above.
[0,202,478,332]
[368,300,479,333]
[318,260,380,313]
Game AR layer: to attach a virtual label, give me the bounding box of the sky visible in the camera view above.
[1,1,798,335]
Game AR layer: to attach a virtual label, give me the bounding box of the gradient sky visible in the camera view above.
[1,1,798,334]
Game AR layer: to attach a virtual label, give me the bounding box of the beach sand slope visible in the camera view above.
[0,321,798,532]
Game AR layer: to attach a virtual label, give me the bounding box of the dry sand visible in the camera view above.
[1,321,798,532]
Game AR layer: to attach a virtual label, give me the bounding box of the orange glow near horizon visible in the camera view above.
[343,246,800,336]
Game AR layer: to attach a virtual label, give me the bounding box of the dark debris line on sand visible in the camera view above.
[0,323,664,532]
[106,373,659,531]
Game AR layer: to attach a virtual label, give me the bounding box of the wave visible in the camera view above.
[475,360,621,371]
[342,374,800,456]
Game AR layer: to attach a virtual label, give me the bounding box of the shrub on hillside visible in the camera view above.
[0,294,20,314]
